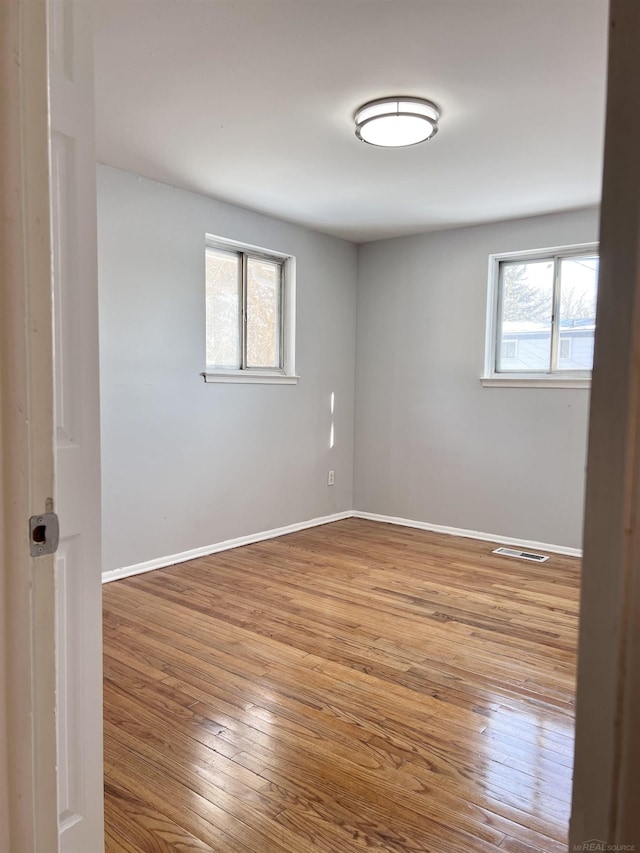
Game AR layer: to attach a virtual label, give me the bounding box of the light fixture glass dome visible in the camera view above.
[354,97,440,147]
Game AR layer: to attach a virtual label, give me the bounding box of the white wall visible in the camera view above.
[354,208,599,550]
[99,172,596,566]
[98,166,357,573]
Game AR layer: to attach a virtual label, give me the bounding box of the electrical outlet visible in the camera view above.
[328,470,335,486]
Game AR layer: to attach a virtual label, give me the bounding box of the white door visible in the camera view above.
[1,1,103,850]
[49,1,105,850]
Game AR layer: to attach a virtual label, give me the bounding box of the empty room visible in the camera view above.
[93,1,607,850]
[14,0,620,849]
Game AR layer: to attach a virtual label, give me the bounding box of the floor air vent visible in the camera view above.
[492,547,549,563]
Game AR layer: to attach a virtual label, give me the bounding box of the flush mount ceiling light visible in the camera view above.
[354,96,440,148]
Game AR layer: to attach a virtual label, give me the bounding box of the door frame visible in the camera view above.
[570,0,640,844]
[1,0,59,849]
[2,0,640,849]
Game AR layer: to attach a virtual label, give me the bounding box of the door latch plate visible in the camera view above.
[29,512,60,557]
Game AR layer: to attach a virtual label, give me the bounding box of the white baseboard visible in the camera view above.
[352,511,582,558]
[101,510,354,584]
[103,508,581,583]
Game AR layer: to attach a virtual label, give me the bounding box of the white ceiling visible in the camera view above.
[93,0,608,243]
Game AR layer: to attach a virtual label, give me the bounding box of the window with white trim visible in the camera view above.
[202,236,296,384]
[483,243,599,387]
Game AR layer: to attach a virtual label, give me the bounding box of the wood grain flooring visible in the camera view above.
[103,518,580,852]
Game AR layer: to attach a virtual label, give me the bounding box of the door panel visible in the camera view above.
[49,1,104,850]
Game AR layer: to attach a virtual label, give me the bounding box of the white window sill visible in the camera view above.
[201,371,299,385]
[480,375,591,389]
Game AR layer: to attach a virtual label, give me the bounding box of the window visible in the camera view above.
[483,243,599,387]
[202,236,296,384]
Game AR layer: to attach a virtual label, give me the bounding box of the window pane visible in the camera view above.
[497,260,554,372]
[246,257,281,369]
[558,255,598,371]
[206,248,241,368]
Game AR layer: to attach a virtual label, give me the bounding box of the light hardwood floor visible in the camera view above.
[103,518,579,852]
